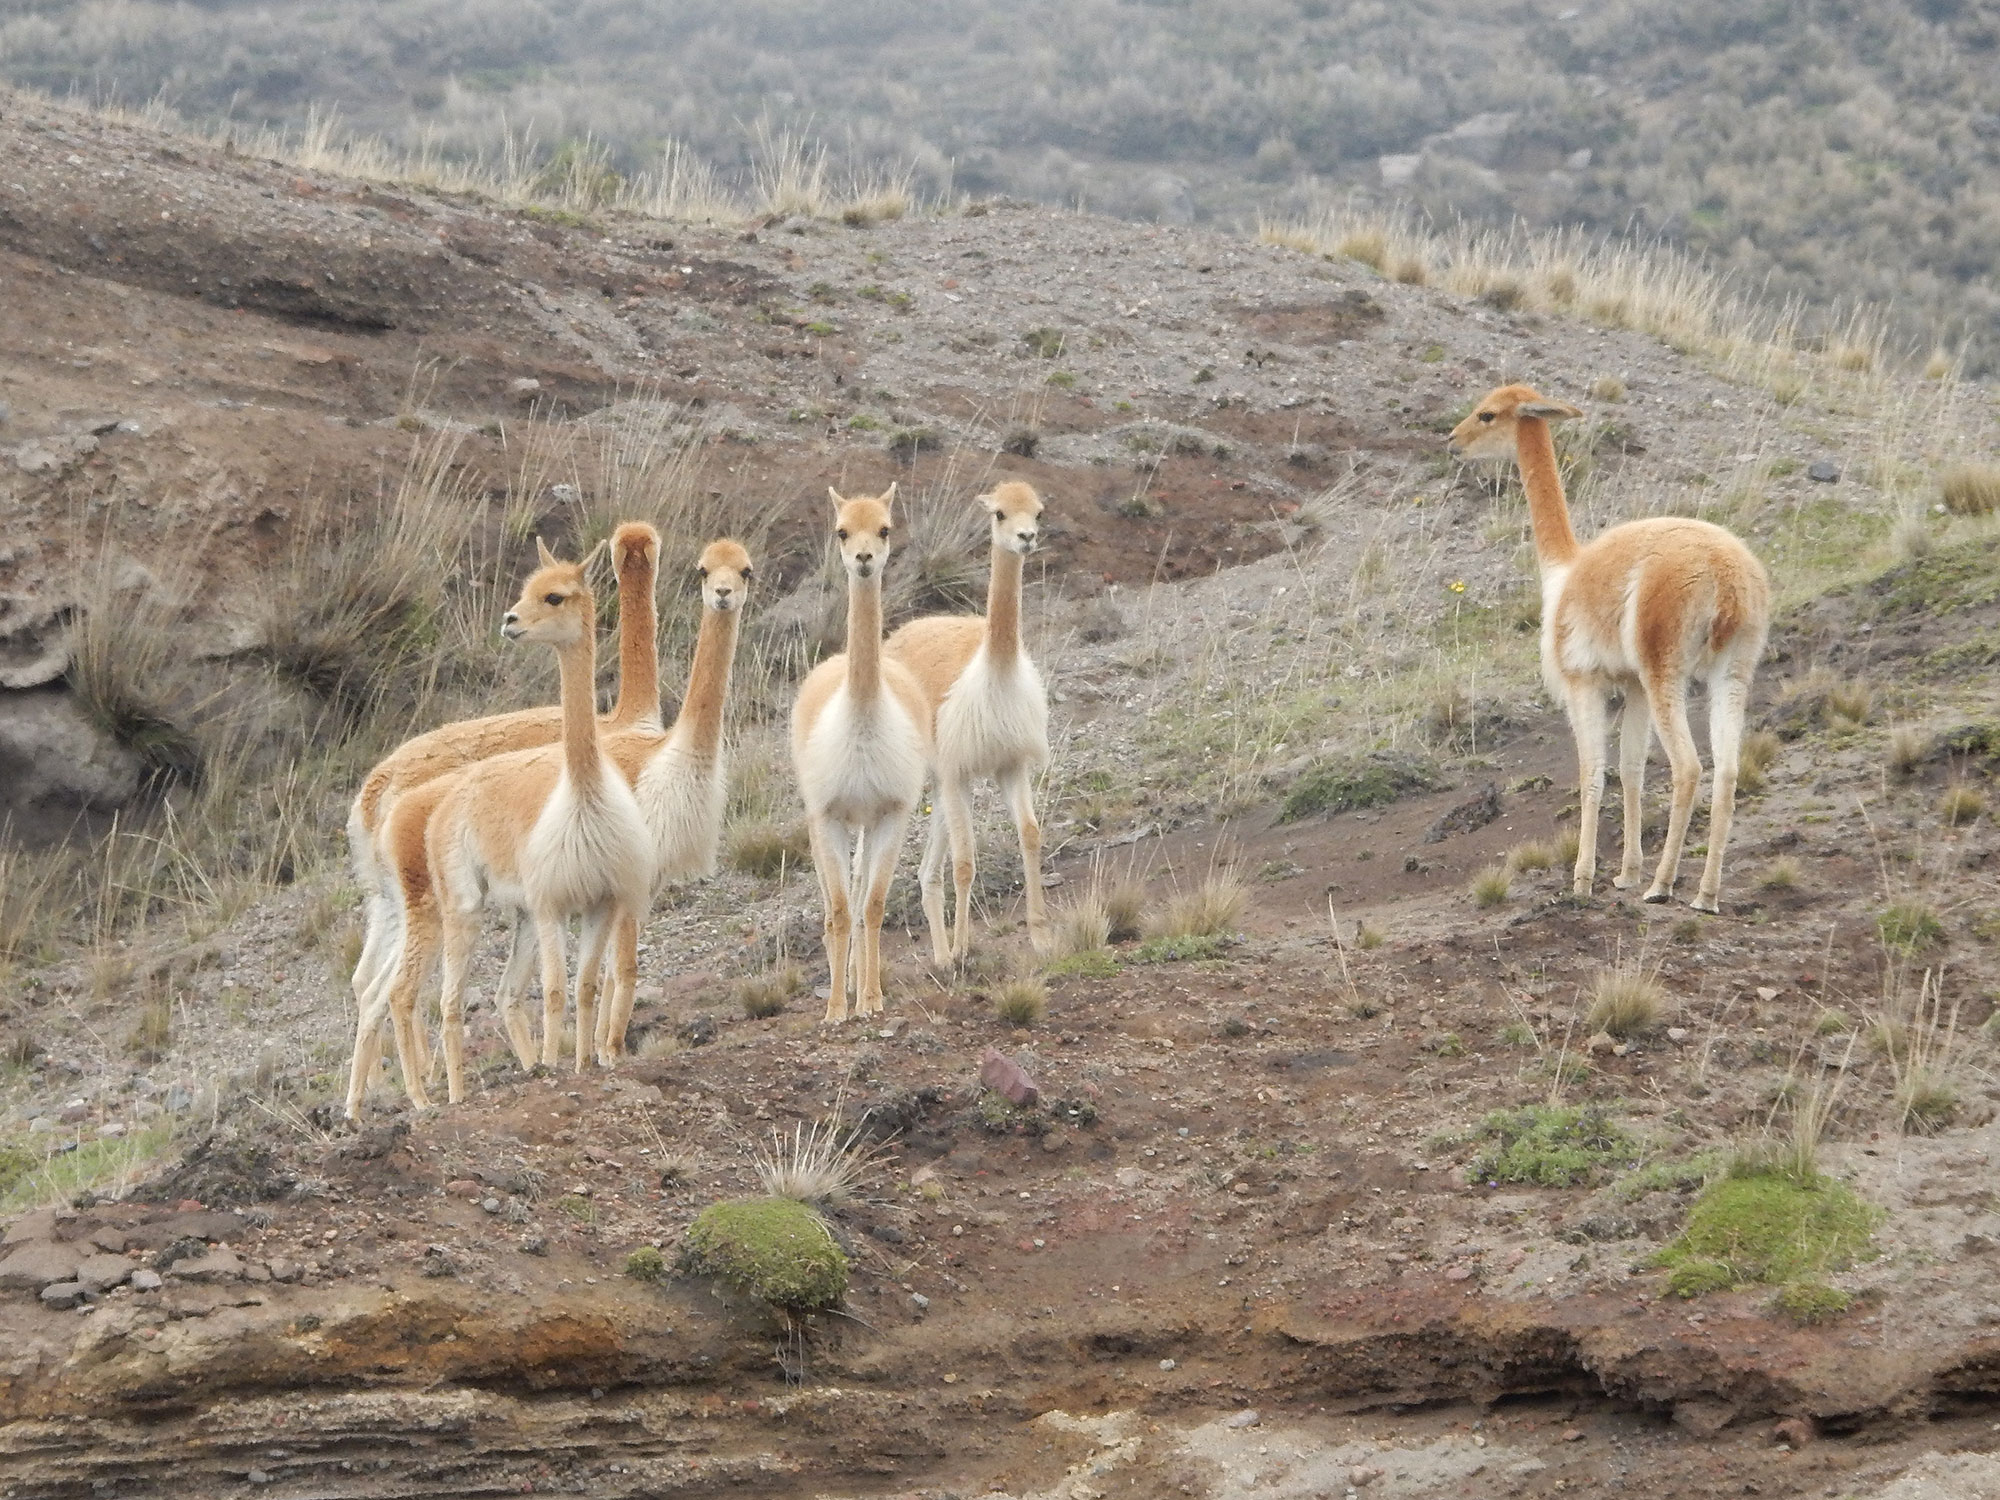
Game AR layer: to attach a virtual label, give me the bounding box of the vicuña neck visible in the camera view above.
[610,558,660,726]
[984,545,1024,668]
[556,624,604,796]
[1517,416,1580,568]
[672,604,740,762]
[844,570,885,703]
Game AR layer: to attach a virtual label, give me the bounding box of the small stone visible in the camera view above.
[910,1292,930,1311]
[1584,1030,1617,1054]
[510,377,542,396]
[1231,1181,1251,1196]
[1807,460,1840,483]
[942,1372,959,1384]
[40,1281,85,1309]
[1772,1416,1815,1448]
[267,1260,301,1284]
[520,1236,548,1256]
[26,1117,53,1135]
[1225,1409,1261,1429]
[446,1179,482,1198]
[979,1047,1039,1106]
[1445,1264,1474,1282]
[481,1197,503,1215]
[169,1249,246,1283]
[1159,1358,1177,1371]
[1114,1167,1149,1189]
[0,1240,81,1291]
[1755,986,1780,1002]
[1561,1427,1585,1442]
[1672,1400,1738,1437]
[129,1268,163,1292]
[90,1228,129,1254]
[247,1469,272,1484]
[1350,1465,1382,1486]
[1666,1026,1690,1042]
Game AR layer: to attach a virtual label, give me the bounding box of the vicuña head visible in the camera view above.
[1446,384,1584,463]
[501,537,603,646]
[830,484,896,580]
[697,538,754,612]
[983,480,1043,555]
[611,521,660,582]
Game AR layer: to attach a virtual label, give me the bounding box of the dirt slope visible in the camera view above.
[2,89,2000,1500]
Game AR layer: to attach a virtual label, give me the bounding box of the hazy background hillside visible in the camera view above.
[5,0,1999,368]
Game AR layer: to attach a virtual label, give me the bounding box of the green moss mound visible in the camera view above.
[1869,534,2000,618]
[1278,753,1437,824]
[1470,1104,1638,1187]
[1654,1171,1880,1298]
[683,1197,847,1311]
[1773,1280,1852,1325]
[1134,933,1228,964]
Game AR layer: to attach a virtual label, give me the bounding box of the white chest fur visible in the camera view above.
[936,647,1050,779]
[799,688,928,826]
[635,734,728,886]
[522,763,653,916]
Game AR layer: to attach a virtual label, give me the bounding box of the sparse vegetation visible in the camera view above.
[1888,725,1931,775]
[1757,857,1801,891]
[1506,839,1557,874]
[1278,754,1437,824]
[1470,866,1511,908]
[729,822,811,879]
[1468,1104,1637,1188]
[1737,729,1782,793]
[1048,892,1112,960]
[1654,1167,1880,1299]
[1940,462,2000,517]
[1939,783,1987,827]
[623,1246,667,1283]
[1146,869,1247,943]
[1878,900,1944,951]
[737,963,806,1019]
[682,1197,848,1312]
[1134,932,1230,964]
[753,1118,881,1207]
[1773,1280,1852,1325]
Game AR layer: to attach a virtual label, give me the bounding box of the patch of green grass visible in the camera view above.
[1469,1105,1637,1188]
[1773,1280,1852,1325]
[1278,753,1438,824]
[0,1125,177,1213]
[1653,1169,1881,1298]
[1045,950,1121,979]
[624,1246,667,1282]
[554,1193,598,1226]
[1869,534,2000,619]
[1021,327,1065,359]
[1134,932,1229,964]
[1611,1150,1724,1201]
[1879,900,1944,951]
[682,1197,848,1312]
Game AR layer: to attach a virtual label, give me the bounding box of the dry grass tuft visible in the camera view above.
[1556,827,1582,868]
[753,1116,885,1206]
[1825,679,1873,730]
[1102,873,1149,944]
[1507,839,1558,874]
[1470,866,1512,908]
[1591,375,1627,402]
[1737,729,1783,793]
[1146,869,1248,942]
[1757,856,1802,891]
[737,962,806,1019]
[729,821,811,880]
[1940,462,2000,517]
[994,979,1049,1027]
[1587,963,1665,1039]
[1049,892,1112,960]
[1939,783,1988,827]
[1888,725,1931,776]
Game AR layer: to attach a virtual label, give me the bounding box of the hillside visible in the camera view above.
[4,0,2000,370]
[1,85,2000,1498]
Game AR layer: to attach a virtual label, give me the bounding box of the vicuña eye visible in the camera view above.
[1478,412,1496,423]
[878,526,890,539]
[543,592,564,606]
[835,528,848,541]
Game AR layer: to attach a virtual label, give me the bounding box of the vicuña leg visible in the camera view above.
[809,816,855,1023]
[855,812,909,1015]
[938,775,977,961]
[1564,684,1611,899]
[493,921,540,1069]
[572,905,615,1073]
[1644,685,1703,904]
[535,918,570,1069]
[1612,691,1651,890]
[435,908,477,1104]
[1693,663,1751,913]
[385,923,438,1111]
[595,910,641,1064]
[917,798,954,966]
[1000,765,1048,951]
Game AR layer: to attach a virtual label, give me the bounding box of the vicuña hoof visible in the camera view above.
[1611,875,1639,890]
[1689,894,1721,914]
[1641,887,1672,904]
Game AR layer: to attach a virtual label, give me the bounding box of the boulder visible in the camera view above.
[0,1240,81,1292]
[73,1254,134,1293]
[979,1048,1039,1106]
[39,1281,85,1310]
[166,1249,246,1283]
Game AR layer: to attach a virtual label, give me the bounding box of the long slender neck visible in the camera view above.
[844,570,885,703]
[983,544,1024,668]
[671,605,740,762]
[609,559,660,726]
[1517,416,1581,568]
[555,626,604,796]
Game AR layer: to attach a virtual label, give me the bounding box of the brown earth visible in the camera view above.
[3,88,2000,1499]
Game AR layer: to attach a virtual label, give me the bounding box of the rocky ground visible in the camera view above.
[2,88,2000,1498]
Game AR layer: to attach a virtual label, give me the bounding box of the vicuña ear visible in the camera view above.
[881,481,897,519]
[1519,400,1585,421]
[827,487,846,516]
[535,535,557,567]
